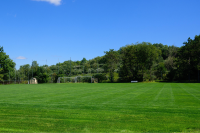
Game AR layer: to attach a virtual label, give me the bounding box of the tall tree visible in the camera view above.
[104,49,119,82]
[0,46,15,80]
[136,42,161,81]
[119,42,160,82]
[119,45,138,81]
[176,35,200,81]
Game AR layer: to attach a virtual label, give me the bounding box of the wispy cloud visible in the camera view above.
[7,13,17,18]
[16,56,27,60]
[33,0,62,6]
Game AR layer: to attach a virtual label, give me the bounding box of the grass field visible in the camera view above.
[0,83,200,132]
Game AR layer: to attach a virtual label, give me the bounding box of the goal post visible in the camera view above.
[57,77,76,83]
[57,76,93,83]
[76,76,92,83]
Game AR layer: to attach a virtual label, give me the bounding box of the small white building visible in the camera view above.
[30,78,38,84]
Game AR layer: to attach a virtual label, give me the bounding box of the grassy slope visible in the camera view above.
[0,83,200,132]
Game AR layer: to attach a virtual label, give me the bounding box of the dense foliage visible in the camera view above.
[0,46,15,81]
[170,35,200,82]
[1,35,200,83]
[119,42,161,82]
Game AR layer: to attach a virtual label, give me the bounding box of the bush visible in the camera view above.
[93,74,107,83]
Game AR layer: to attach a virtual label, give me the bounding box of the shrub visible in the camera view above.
[93,74,107,83]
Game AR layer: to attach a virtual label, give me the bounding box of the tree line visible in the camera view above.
[1,35,200,83]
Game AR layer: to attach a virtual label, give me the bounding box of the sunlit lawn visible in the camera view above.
[0,83,200,132]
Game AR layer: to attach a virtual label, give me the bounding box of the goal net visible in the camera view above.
[57,77,76,83]
[57,76,92,83]
[76,76,92,83]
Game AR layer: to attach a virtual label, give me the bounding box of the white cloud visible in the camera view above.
[16,56,27,60]
[33,0,62,6]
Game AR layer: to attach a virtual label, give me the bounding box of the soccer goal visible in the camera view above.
[76,76,92,83]
[57,77,76,83]
[57,76,93,83]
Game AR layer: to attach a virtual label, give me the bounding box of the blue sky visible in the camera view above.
[1,0,200,69]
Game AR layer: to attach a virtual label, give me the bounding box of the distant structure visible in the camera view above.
[29,78,38,84]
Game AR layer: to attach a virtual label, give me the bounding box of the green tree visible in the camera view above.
[164,56,175,70]
[119,42,160,82]
[104,49,119,82]
[93,73,107,83]
[136,42,161,81]
[175,35,200,82]
[0,46,15,80]
[0,68,3,81]
[81,58,87,65]
[119,45,138,81]
[153,43,169,60]
[156,62,167,80]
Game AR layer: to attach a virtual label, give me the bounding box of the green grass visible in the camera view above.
[0,83,200,132]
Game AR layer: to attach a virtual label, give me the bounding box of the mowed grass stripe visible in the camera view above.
[41,83,143,106]
[0,84,102,104]
[0,83,146,108]
[0,83,200,132]
[65,83,140,104]
[178,84,200,101]
[104,83,157,106]
[180,84,200,100]
[0,83,199,109]
[153,83,166,101]
[43,83,140,105]
[189,83,200,91]
[0,83,140,104]
[132,83,162,106]
[173,84,200,108]
[26,84,99,104]
[170,84,175,106]
[88,83,150,105]
[54,83,149,109]
[152,84,175,107]
[0,84,64,102]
